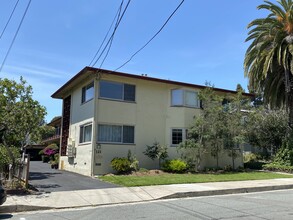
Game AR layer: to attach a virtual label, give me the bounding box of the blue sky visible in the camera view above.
[0,0,270,121]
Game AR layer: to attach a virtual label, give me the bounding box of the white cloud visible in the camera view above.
[4,64,70,79]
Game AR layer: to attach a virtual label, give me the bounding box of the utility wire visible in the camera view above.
[0,0,32,72]
[92,0,132,67]
[88,0,124,66]
[97,0,129,69]
[0,0,20,39]
[114,0,185,71]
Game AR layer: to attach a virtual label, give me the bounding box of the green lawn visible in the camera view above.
[99,172,293,187]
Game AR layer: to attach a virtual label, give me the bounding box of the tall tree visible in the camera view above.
[178,85,225,170]
[244,0,293,129]
[0,77,46,178]
[222,91,246,169]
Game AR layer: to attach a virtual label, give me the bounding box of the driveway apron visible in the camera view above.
[29,161,116,192]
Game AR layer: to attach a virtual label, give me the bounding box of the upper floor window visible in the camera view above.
[79,123,92,143]
[99,80,135,102]
[171,89,200,108]
[81,82,94,104]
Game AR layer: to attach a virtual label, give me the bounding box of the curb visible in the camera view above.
[0,205,52,213]
[159,184,293,200]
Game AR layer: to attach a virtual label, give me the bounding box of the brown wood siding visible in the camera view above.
[61,95,71,156]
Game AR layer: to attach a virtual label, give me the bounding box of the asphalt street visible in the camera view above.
[6,189,293,220]
[29,161,116,192]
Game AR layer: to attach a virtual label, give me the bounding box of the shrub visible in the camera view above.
[111,157,131,174]
[139,168,149,173]
[43,143,59,158]
[38,149,44,155]
[273,146,293,166]
[223,164,233,172]
[263,163,293,173]
[127,150,139,171]
[244,161,265,170]
[44,143,59,152]
[144,141,168,167]
[162,159,188,173]
[0,145,20,168]
[243,153,258,163]
[44,148,56,156]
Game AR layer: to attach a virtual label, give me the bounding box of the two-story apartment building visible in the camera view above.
[52,67,252,176]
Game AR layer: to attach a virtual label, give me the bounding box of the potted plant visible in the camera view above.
[52,153,59,169]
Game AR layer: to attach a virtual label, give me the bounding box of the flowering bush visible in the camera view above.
[44,148,56,156]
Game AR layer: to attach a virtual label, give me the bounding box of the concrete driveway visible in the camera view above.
[29,161,116,192]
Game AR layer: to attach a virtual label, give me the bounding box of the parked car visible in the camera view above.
[0,184,6,205]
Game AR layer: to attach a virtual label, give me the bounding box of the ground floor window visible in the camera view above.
[79,123,92,143]
[171,128,187,145]
[98,124,135,144]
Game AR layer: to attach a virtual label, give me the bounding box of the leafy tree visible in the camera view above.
[244,0,293,129]
[222,91,246,169]
[0,77,46,178]
[178,85,224,171]
[200,85,226,168]
[236,84,245,93]
[144,141,168,167]
[244,108,288,154]
[180,86,248,171]
[0,145,20,176]
[39,125,55,142]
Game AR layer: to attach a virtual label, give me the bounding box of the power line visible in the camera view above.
[0,0,32,72]
[97,0,130,69]
[88,0,124,66]
[0,0,20,39]
[114,0,185,71]
[91,0,132,67]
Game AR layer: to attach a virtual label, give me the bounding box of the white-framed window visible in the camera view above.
[79,123,92,143]
[171,128,188,146]
[98,124,135,144]
[171,89,200,108]
[99,80,135,102]
[81,82,94,104]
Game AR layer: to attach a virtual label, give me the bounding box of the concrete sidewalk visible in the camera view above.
[1,178,293,213]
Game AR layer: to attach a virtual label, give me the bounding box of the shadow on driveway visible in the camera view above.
[29,172,62,180]
[29,161,117,193]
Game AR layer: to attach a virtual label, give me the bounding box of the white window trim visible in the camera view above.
[170,128,188,146]
[97,123,135,144]
[99,80,136,102]
[79,123,93,144]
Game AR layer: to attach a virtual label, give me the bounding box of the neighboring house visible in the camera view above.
[25,144,45,161]
[52,67,253,176]
[26,116,62,160]
[42,116,62,146]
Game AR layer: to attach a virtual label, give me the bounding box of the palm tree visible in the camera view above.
[244,0,293,129]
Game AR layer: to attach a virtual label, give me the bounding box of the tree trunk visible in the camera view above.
[285,70,293,130]
[288,89,293,130]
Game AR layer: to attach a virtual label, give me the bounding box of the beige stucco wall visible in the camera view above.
[92,75,243,175]
[60,73,244,176]
[60,80,95,176]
